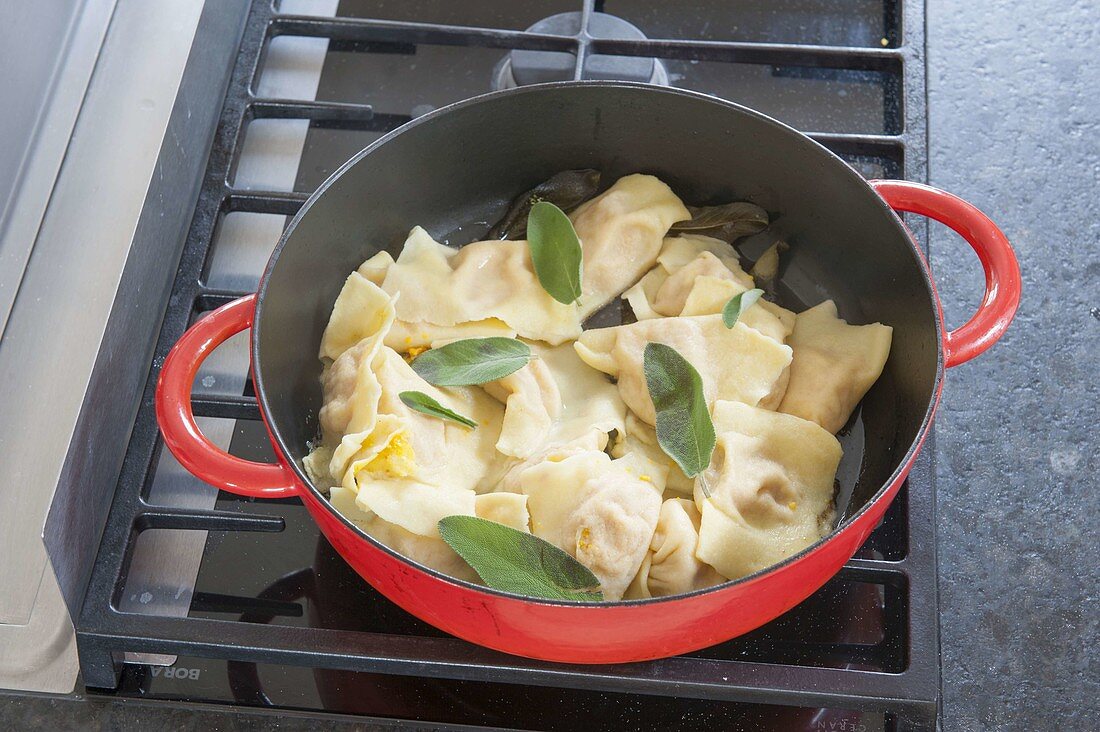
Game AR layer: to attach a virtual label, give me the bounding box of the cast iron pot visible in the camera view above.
[156,82,1020,663]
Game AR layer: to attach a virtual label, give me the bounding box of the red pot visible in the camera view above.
[155,83,1019,664]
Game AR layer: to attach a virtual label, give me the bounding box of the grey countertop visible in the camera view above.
[927,0,1099,726]
[2,0,1097,728]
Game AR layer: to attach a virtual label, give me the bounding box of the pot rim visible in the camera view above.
[253,80,946,609]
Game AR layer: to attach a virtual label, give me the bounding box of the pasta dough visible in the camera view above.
[319,271,397,362]
[679,276,795,344]
[695,401,843,580]
[778,300,893,433]
[337,347,508,537]
[385,318,516,353]
[609,413,694,496]
[483,341,626,459]
[657,234,754,284]
[474,492,530,532]
[574,314,792,425]
[353,249,519,351]
[356,250,394,285]
[622,234,753,322]
[381,226,582,345]
[482,355,561,459]
[329,485,480,583]
[330,487,529,582]
[535,341,627,447]
[652,251,743,316]
[518,451,662,600]
[493,428,610,494]
[311,278,509,538]
[569,174,691,318]
[626,498,725,599]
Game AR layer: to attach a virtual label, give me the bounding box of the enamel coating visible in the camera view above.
[155,85,1019,663]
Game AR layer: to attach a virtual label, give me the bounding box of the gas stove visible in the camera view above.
[2,1,939,729]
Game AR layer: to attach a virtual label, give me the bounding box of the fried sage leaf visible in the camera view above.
[669,201,769,241]
[721,288,765,328]
[438,515,604,602]
[527,201,583,304]
[410,337,531,386]
[643,342,716,480]
[399,390,477,428]
[488,169,601,239]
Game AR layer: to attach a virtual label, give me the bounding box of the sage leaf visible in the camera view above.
[527,201,583,304]
[643,342,715,479]
[488,169,601,239]
[399,391,477,428]
[410,337,530,386]
[722,288,764,328]
[438,515,604,602]
[669,201,769,241]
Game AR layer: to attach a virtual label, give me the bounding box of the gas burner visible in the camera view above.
[492,12,669,90]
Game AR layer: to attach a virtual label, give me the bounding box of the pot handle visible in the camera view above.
[155,294,299,498]
[870,180,1021,367]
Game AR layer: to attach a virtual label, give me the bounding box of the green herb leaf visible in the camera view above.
[669,201,769,241]
[527,201,583,305]
[488,169,601,239]
[410,337,531,386]
[643,342,715,479]
[721,288,764,328]
[399,391,477,428]
[438,516,604,602]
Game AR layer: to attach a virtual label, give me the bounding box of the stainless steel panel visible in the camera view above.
[0,0,95,339]
[32,0,235,629]
[0,0,208,694]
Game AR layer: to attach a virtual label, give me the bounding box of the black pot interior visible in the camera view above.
[255,82,940,526]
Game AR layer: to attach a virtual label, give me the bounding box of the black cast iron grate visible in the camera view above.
[77,0,938,729]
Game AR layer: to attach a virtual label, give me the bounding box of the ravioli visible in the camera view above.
[569,174,691,318]
[354,249,519,351]
[474,492,530,532]
[481,340,627,459]
[778,300,893,433]
[380,227,582,345]
[608,413,694,496]
[622,234,754,322]
[518,451,662,601]
[626,498,725,599]
[695,401,843,580]
[309,277,509,538]
[319,270,396,362]
[574,314,793,425]
[679,276,795,344]
[308,172,893,603]
[329,485,480,583]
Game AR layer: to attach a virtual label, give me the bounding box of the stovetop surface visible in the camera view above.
[76,1,938,729]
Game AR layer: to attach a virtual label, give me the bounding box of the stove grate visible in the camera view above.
[77,1,938,729]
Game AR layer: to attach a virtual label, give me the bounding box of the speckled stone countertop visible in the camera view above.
[926,0,1099,727]
[2,0,1097,729]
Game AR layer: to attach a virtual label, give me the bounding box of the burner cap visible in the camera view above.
[509,12,656,86]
